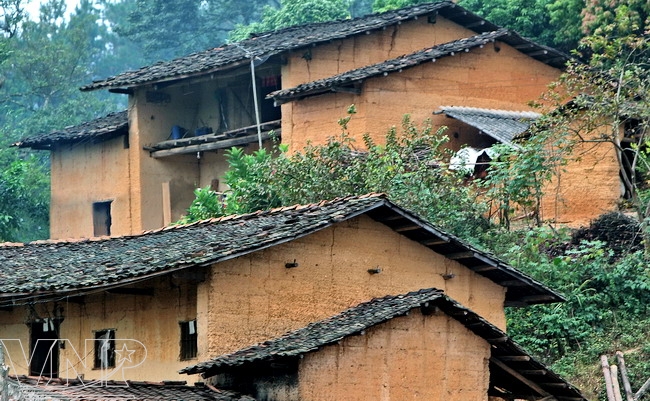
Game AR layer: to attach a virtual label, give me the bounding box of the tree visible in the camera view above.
[539,10,650,244]
[0,0,125,241]
[180,110,490,242]
[229,0,351,42]
[114,0,279,62]
[372,0,429,13]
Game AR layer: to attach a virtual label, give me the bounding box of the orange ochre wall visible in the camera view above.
[279,32,621,227]
[540,124,622,227]
[199,215,506,360]
[0,277,197,382]
[282,39,560,152]
[49,136,132,239]
[298,309,490,401]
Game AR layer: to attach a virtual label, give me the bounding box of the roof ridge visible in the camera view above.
[0,193,387,248]
[269,29,511,102]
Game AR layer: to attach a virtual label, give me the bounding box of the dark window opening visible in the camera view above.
[621,119,649,199]
[30,319,60,377]
[180,320,197,360]
[260,74,281,123]
[93,201,112,236]
[94,329,116,369]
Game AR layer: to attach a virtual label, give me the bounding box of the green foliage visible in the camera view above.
[371,0,430,13]
[181,110,490,240]
[0,151,49,242]
[501,228,650,399]
[459,0,581,51]
[479,116,574,228]
[229,0,351,41]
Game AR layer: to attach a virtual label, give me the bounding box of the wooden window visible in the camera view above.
[93,201,112,236]
[30,318,59,377]
[179,320,197,360]
[94,329,115,369]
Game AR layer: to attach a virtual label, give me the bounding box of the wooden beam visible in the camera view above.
[520,295,559,303]
[542,383,569,388]
[107,287,154,296]
[445,251,474,260]
[487,337,509,344]
[496,355,531,362]
[472,265,498,272]
[499,280,528,287]
[490,357,550,397]
[420,238,449,246]
[519,370,548,376]
[150,133,273,158]
[394,224,421,232]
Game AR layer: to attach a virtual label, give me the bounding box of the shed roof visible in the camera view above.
[80,2,569,92]
[269,29,510,104]
[180,288,586,401]
[13,111,128,150]
[7,377,254,401]
[0,194,562,307]
[437,106,540,145]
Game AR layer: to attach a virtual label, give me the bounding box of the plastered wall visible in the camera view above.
[540,124,622,227]
[199,215,506,360]
[0,276,197,382]
[49,136,131,239]
[283,41,560,152]
[299,309,490,401]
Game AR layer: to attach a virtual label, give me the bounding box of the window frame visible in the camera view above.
[93,329,116,369]
[179,320,197,360]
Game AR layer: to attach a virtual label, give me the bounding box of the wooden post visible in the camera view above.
[611,364,623,401]
[635,376,650,401]
[602,355,617,401]
[616,351,634,401]
[0,342,8,401]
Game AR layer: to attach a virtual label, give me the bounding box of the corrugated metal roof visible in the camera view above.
[438,106,540,145]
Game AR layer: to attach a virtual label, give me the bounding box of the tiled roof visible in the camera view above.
[80,2,568,92]
[438,106,540,145]
[7,377,254,401]
[13,111,128,150]
[269,29,508,103]
[179,288,586,401]
[0,194,562,306]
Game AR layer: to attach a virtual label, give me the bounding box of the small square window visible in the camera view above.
[180,320,197,360]
[94,329,115,369]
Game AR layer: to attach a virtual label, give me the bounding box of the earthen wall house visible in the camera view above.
[180,288,586,401]
[0,196,562,388]
[16,1,622,239]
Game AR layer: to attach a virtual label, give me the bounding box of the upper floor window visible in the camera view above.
[94,329,115,369]
[93,201,112,236]
[179,320,197,360]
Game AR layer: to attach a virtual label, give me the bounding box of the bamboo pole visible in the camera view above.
[602,355,617,401]
[616,351,634,401]
[611,364,623,401]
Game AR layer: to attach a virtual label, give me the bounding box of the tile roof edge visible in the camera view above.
[268,29,509,102]
[79,1,461,91]
[0,193,388,248]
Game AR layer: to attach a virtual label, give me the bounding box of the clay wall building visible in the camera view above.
[180,289,586,401]
[15,1,623,239]
[0,195,561,384]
